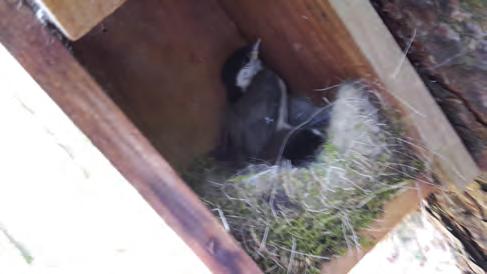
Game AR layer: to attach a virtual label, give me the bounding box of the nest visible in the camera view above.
[184,82,426,273]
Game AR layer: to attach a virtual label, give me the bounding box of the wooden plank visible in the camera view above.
[72,0,245,170]
[322,181,435,274]
[0,2,262,274]
[34,0,127,40]
[0,44,211,273]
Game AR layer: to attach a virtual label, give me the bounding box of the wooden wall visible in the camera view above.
[73,0,245,169]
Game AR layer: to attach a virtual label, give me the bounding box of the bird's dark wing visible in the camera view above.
[288,96,331,129]
[226,69,283,163]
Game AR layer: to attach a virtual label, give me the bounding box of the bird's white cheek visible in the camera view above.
[236,60,263,90]
[236,70,252,90]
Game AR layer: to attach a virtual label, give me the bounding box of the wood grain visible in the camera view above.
[218,0,371,98]
[35,0,127,40]
[72,0,245,170]
[0,2,261,273]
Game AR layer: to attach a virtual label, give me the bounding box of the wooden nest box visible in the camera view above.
[0,0,480,273]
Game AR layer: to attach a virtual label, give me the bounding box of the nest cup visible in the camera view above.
[184,81,425,274]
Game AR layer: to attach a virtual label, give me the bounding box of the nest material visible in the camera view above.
[185,82,425,274]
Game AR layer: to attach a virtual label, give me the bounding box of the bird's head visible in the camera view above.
[222,39,263,103]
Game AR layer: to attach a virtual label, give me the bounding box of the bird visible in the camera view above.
[220,39,289,164]
[219,39,330,166]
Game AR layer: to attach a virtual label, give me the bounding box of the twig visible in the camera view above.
[392,28,416,78]
[287,238,297,274]
[259,225,270,251]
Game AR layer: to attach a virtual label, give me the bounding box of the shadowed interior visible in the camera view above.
[72,0,372,170]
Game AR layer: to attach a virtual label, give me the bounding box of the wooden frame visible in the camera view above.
[322,182,434,273]
[34,0,127,40]
[0,0,480,273]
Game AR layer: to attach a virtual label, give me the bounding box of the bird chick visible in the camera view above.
[221,39,289,164]
[220,40,330,166]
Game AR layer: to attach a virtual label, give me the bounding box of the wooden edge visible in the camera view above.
[0,2,262,274]
[321,180,436,274]
[34,0,127,40]
[329,0,480,190]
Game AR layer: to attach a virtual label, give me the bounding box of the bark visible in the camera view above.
[373,0,487,170]
[426,178,487,271]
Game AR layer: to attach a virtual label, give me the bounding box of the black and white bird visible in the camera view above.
[219,39,330,166]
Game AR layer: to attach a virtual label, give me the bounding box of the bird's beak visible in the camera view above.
[250,38,261,61]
